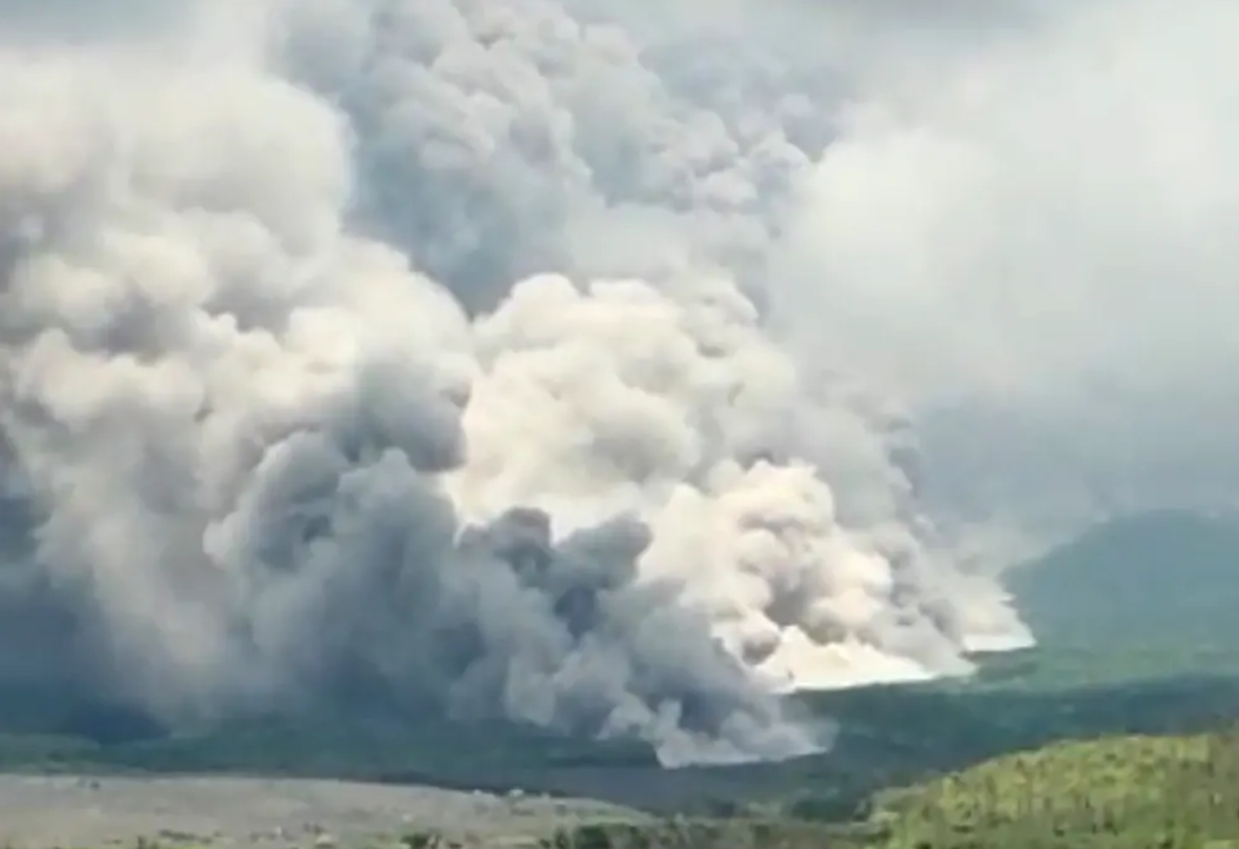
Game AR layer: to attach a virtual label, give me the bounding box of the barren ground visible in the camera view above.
[0,775,645,848]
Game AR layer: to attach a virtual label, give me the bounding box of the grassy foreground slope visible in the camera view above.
[542,729,1239,848]
[859,729,1239,847]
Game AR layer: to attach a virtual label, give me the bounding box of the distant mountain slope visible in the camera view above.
[1006,509,1239,653]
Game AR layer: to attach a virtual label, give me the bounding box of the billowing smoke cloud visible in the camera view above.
[771,0,1239,528]
[23,0,1212,768]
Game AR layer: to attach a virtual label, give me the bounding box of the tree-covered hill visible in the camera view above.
[1002,509,1239,687]
[856,728,1239,847]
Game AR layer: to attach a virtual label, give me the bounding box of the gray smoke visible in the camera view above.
[0,0,1071,766]
[770,0,1239,531]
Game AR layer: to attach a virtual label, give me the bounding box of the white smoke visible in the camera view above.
[771,0,1239,526]
[448,271,1029,694]
[19,0,1202,769]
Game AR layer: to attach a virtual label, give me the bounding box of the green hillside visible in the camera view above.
[530,728,1239,848]
[1009,509,1239,638]
[1004,509,1239,686]
[857,729,1239,847]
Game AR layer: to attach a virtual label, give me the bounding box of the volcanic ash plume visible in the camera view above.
[450,272,1030,695]
[0,0,1032,766]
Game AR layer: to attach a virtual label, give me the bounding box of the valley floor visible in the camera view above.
[9,729,1239,849]
[0,775,642,849]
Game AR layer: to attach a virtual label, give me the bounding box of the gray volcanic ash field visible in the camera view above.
[0,775,640,848]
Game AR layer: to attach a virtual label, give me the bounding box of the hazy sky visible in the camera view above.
[760,0,1239,524]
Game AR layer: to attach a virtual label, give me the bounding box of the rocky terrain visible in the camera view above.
[0,775,645,849]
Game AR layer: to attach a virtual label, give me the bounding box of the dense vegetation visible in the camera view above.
[862,729,1239,847]
[538,728,1239,848]
[1,668,1234,818]
[1006,509,1239,685]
